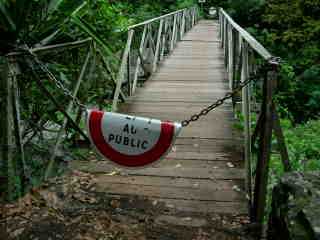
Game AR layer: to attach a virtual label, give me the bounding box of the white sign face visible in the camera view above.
[101,112,161,156]
[87,110,182,168]
[198,0,206,3]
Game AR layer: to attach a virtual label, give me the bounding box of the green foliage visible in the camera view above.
[227,0,266,27]
[278,119,320,172]
[0,0,85,53]
[242,0,320,123]
[267,119,320,213]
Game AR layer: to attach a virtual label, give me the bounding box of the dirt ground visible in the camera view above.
[0,171,258,240]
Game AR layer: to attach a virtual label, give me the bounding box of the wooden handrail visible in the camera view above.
[219,8,272,60]
[218,8,291,232]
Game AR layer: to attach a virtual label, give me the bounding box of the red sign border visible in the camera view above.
[87,110,177,168]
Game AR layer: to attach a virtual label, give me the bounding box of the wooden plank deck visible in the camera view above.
[73,20,247,224]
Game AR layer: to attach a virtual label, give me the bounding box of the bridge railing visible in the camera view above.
[219,8,291,228]
[112,6,200,111]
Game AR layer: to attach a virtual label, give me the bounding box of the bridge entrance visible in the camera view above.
[72,20,248,236]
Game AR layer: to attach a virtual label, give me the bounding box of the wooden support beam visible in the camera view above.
[251,112,264,148]
[241,42,252,208]
[252,64,277,225]
[272,104,291,172]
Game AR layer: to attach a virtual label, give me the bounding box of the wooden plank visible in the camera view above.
[142,81,229,88]
[96,183,246,202]
[135,88,229,94]
[120,103,233,113]
[107,195,247,214]
[150,198,248,214]
[128,95,231,103]
[73,162,245,180]
[121,112,235,123]
[97,175,244,190]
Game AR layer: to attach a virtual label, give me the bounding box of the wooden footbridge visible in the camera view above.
[73,6,291,234]
[76,19,247,214]
[2,5,292,238]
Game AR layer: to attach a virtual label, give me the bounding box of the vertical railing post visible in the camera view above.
[152,19,164,73]
[192,7,195,26]
[170,14,178,51]
[160,18,168,61]
[231,29,238,89]
[180,10,186,38]
[112,29,134,111]
[127,48,131,96]
[218,9,222,39]
[241,42,252,210]
[224,22,229,69]
[253,60,278,226]
[133,25,147,94]
[221,15,225,48]
[228,25,234,90]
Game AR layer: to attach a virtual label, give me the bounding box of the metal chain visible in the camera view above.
[181,58,278,127]
[25,48,88,110]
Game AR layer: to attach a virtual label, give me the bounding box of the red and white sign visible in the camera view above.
[87,110,182,168]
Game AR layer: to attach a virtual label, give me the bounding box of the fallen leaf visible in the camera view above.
[105,171,119,176]
[232,185,241,192]
[110,199,121,209]
[175,163,182,168]
[226,162,235,168]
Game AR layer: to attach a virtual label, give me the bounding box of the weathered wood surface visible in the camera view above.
[72,20,247,216]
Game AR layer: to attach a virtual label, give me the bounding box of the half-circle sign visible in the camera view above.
[87,110,182,168]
